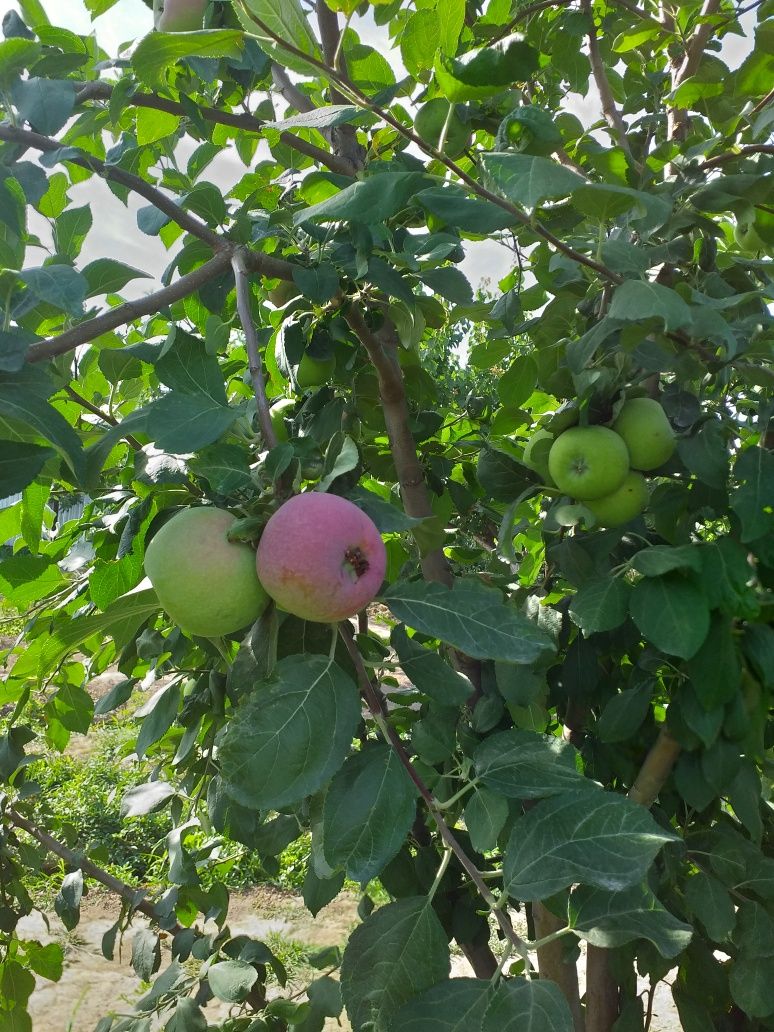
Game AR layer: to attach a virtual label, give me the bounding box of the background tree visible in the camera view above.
[0,0,773,1030]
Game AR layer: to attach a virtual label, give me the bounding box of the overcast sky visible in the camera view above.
[13,1,757,294]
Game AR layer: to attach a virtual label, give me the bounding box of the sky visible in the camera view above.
[11,0,758,294]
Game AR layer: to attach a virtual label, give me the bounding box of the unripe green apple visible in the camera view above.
[548,426,630,500]
[156,0,206,31]
[269,397,296,443]
[612,397,675,471]
[522,428,554,484]
[256,493,387,622]
[584,471,648,527]
[268,280,302,307]
[145,507,269,636]
[414,99,472,159]
[296,353,335,389]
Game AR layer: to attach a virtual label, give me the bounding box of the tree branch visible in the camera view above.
[75,80,357,178]
[26,252,232,362]
[0,125,222,250]
[64,386,143,451]
[315,0,365,172]
[232,249,278,450]
[338,621,529,960]
[628,724,681,807]
[272,63,314,113]
[582,0,639,167]
[700,144,774,168]
[668,0,722,143]
[236,6,622,284]
[5,806,182,933]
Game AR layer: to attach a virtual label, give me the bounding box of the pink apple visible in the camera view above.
[156,0,207,31]
[256,493,387,622]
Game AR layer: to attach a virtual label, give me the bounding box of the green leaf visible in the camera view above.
[54,869,83,931]
[0,441,53,495]
[82,259,152,299]
[569,883,693,959]
[120,781,176,818]
[208,959,258,1003]
[686,613,740,708]
[677,418,728,487]
[188,444,253,494]
[482,979,574,1032]
[308,975,343,1018]
[481,152,584,209]
[296,173,426,226]
[136,106,181,146]
[630,575,710,659]
[12,77,75,135]
[267,105,366,130]
[389,979,494,1031]
[135,681,180,758]
[235,0,322,75]
[323,744,417,882]
[131,929,161,982]
[731,447,774,543]
[503,789,676,901]
[401,9,440,79]
[132,29,244,87]
[684,871,735,942]
[420,266,473,305]
[303,866,345,917]
[416,187,517,233]
[165,998,207,1032]
[464,787,508,853]
[596,684,651,743]
[0,554,65,607]
[145,392,236,453]
[608,280,692,332]
[729,957,774,1019]
[219,656,361,809]
[383,579,555,664]
[293,263,340,304]
[20,264,86,316]
[341,897,450,1031]
[477,444,536,501]
[569,577,630,635]
[54,204,92,261]
[474,729,586,798]
[434,41,540,101]
[630,545,702,577]
[390,625,471,706]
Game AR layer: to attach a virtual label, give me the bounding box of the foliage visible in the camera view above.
[0,0,773,1030]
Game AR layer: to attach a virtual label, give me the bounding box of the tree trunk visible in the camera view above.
[585,946,619,1031]
[534,902,585,1032]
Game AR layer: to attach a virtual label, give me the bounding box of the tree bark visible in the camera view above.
[535,903,585,1032]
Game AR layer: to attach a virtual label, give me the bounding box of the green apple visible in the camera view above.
[584,471,648,527]
[415,99,472,159]
[522,428,554,484]
[156,0,206,31]
[269,398,296,443]
[612,397,675,471]
[144,507,268,637]
[548,426,629,500]
[268,280,302,307]
[296,353,335,389]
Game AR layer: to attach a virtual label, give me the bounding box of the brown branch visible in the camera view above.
[5,806,183,933]
[582,0,640,168]
[534,905,585,1032]
[26,252,232,362]
[586,947,619,1031]
[338,621,528,957]
[238,7,622,284]
[669,0,722,144]
[628,724,681,807]
[0,125,222,250]
[64,386,142,452]
[750,87,774,118]
[231,249,278,450]
[75,80,357,179]
[315,0,365,173]
[272,63,315,114]
[700,144,774,168]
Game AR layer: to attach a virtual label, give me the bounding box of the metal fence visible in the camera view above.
[1,493,88,544]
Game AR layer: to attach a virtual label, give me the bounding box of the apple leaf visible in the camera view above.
[569,883,693,958]
[630,575,710,659]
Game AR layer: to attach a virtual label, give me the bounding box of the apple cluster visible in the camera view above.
[523,398,676,528]
[144,495,386,638]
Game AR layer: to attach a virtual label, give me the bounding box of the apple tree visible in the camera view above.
[0,0,773,1029]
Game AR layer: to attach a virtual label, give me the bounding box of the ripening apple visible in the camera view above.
[547,426,630,500]
[584,471,648,527]
[156,0,206,31]
[522,428,554,484]
[256,493,386,622]
[144,507,269,636]
[612,397,675,471]
[296,353,335,389]
[268,280,302,308]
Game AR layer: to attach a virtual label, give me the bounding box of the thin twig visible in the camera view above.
[231,249,278,449]
[338,621,529,958]
[5,806,183,933]
[75,80,357,178]
[0,125,222,250]
[700,144,774,168]
[64,386,143,451]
